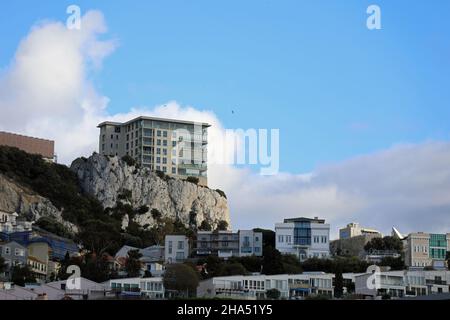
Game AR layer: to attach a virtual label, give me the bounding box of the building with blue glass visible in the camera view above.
[275,217,330,261]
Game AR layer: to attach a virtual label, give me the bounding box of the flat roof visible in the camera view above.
[97,116,211,128]
[283,217,326,224]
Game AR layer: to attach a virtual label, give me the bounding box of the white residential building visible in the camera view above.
[276,217,330,261]
[165,235,189,263]
[354,270,450,298]
[197,273,334,300]
[106,277,165,299]
[194,230,263,258]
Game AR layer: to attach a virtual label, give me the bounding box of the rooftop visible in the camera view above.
[283,217,326,224]
[97,115,211,128]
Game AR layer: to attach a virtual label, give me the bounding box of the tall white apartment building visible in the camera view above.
[98,116,210,185]
[275,217,330,261]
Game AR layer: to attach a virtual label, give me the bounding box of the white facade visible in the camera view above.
[165,235,189,263]
[354,270,450,298]
[275,217,330,261]
[238,230,263,257]
[197,273,334,300]
[0,211,32,233]
[107,277,165,299]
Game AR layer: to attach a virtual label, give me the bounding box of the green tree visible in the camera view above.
[364,236,403,253]
[262,246,284,275]
[151,208,162,221]
[334,266,344,298]
[77,219,121,255]
[199,220,212,231]
[379,257,405,270]
[266,288,281,300]
[219,263,248,276]
[0,256,7,274]
[11,266,36,286]
[121,155,136,167]
[186,176,199,185]
[163,264,199,297]
[216,220,229,231]
[125,249,143,277]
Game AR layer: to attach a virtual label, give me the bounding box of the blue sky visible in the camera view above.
[1,0,450,174]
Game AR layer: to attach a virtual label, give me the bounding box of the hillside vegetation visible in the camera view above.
[0,146,190,254]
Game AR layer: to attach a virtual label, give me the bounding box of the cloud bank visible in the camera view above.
[1,11,449,239]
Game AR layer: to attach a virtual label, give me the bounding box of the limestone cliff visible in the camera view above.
[0,173,78,233]
[70,153,230,229]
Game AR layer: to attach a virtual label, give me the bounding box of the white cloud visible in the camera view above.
[0,10,116,162]
[1,11,449,239]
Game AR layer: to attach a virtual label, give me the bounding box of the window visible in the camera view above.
[163,149,167,155]
[162,166,167,173]
[157,148,161,154]
[177,241,184,250]
[15,248,23,256]
[162,158,167,164]
[5,247,11,255]
[157,130,161,137]
[157,139,161,146]
[156,157,161,163]
[163,140,167,147]
[278,235,283,243]
[163,131,168,138]
[168,241,172,254]
[172,167,176,174]
[172,141,177,147]
[156,166,160,170]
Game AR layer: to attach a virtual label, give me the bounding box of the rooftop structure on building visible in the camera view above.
[339,222,381,239]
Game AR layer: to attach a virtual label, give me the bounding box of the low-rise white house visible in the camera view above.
[197,273,334,300]
[354,270,450,298]
[106,277,165,299]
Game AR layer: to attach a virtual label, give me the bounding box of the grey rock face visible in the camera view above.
[70,153,231,229]
[0,174,78,233]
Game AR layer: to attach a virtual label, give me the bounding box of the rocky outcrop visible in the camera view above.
[0,174,78,233]
[70,153,230,230]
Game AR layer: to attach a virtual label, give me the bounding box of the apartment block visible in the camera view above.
[405,232,450,269]
[0,131,55,161]
[98,116,209,185]
[194,230,263,259]
[275,217,330,261]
